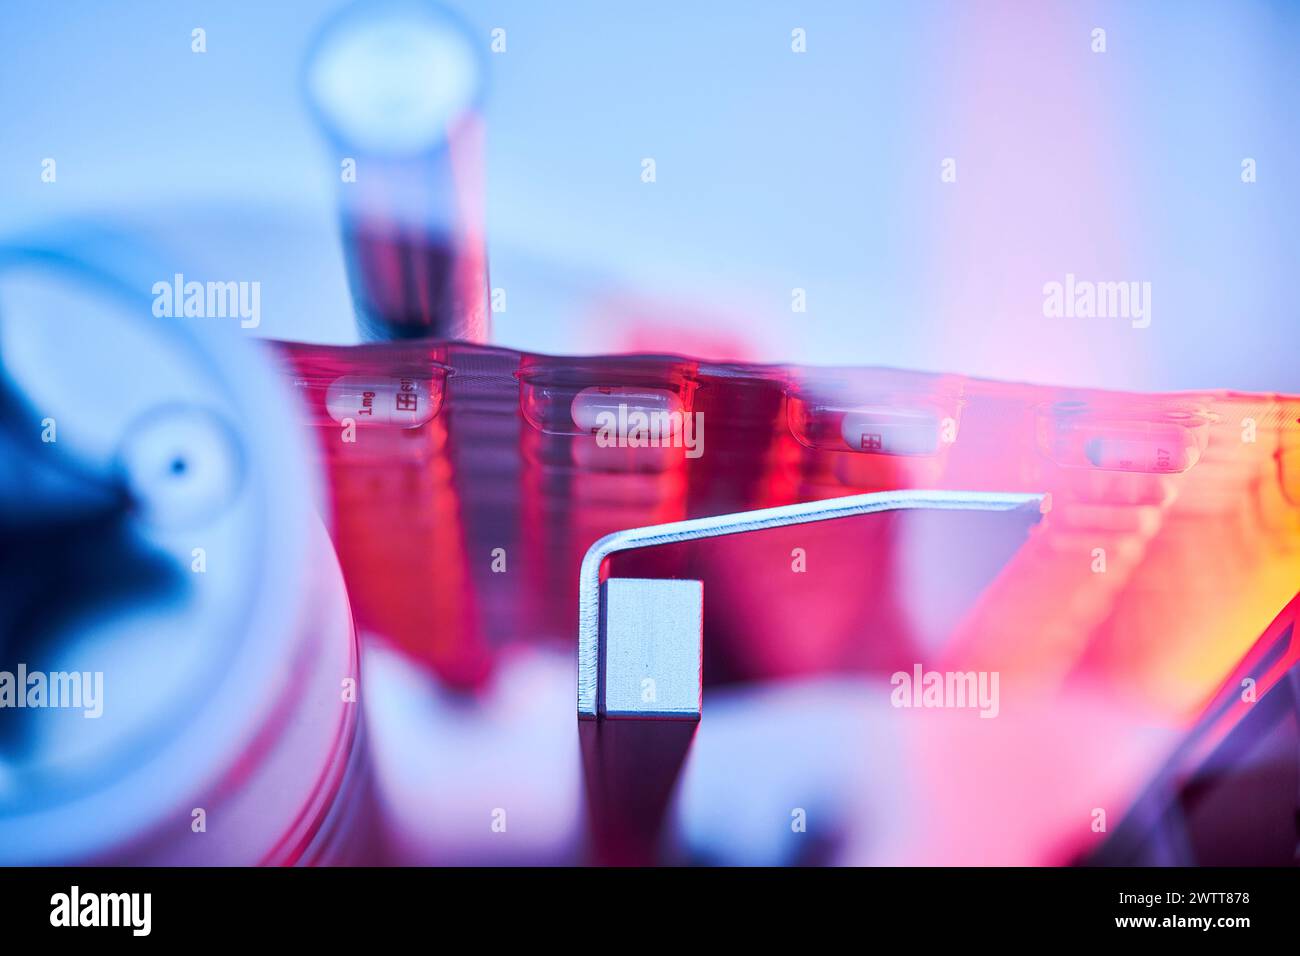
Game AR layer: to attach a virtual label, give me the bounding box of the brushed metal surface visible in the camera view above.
[602,578,704,719]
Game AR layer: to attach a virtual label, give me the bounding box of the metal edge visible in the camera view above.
[577,489,1050,718]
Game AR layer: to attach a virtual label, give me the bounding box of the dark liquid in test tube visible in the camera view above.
[306,0,489,343]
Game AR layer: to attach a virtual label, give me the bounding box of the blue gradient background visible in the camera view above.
[1,0,1296,391]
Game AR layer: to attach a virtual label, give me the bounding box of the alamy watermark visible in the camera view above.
[890,664,999,718]
[0,664,103,718]
[152,273,261,328]
[1042,273,1151,329]
[593,403,705,459]
[50,886,150,936]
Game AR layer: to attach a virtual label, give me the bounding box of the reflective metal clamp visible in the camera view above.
[578,489,1049,720]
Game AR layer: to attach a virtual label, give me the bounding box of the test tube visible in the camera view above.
[305,0,489,343]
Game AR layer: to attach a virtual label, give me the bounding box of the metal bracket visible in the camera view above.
[577,489,1049,719]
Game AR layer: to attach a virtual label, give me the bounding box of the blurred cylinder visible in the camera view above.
[305,0,489,343]
[0,248,373,864]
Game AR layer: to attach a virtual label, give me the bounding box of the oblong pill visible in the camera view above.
[570,386,684,438]
[839,408,942,456]
[325,374,435,428]
[1083,431,1198,473]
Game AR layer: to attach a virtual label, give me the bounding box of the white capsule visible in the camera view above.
[1083,433,1196,474]
[570,386,684,437]
[325,375,434,428]
[839,408,942,456]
